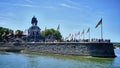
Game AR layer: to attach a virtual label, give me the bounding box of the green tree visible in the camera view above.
[15,30,23,38]
[41,28,62,41]
[0,27,14,42]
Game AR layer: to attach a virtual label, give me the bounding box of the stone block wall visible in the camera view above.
[24,42,115,57]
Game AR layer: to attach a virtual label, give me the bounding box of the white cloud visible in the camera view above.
[12,3,36,8]
[65,0,92,11]
[10,2,56,9]
[60,3,71,8]
[60,3,79,9]
[0,2,36,8]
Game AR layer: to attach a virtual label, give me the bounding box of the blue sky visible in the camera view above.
[0,0,120,42]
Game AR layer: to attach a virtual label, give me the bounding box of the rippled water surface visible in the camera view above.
[0,49,120,68]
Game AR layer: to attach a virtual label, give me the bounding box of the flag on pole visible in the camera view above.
[65,33,71,40]
[65,37,68,40]
[75,33,77,37]
[95,18,103,39]
[68,33,71,37]
[69,33,71,36]
[71,34,74,40]
[95,18,102,28]
[86,28,90,33]
[81,29,84,36]
[81,29,85,39]
[57,24,60,31]
[77,31,80,35]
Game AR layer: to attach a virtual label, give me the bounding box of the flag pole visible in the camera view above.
[79,35,80,41]
[95,18,103,40]
[101,19,103,39]
[83,29,84,40]
[87,28,90,42]
[45,27,46,43]
[89,29,90,41]
[83,33,85,43]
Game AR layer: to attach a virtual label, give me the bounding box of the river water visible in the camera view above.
[0,49,120,68]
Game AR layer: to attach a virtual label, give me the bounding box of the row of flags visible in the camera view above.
[65,18,103,40]
[65,28,90,40]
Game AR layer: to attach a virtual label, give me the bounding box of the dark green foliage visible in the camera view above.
[15,30,23,35]
[41,28,62,41]
[0,27,62,42]
[0,27,14,42]
[15,30,23,38]
[114,44,120,47]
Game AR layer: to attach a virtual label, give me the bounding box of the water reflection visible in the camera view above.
[112,49,120,68]
[0,49,120,68]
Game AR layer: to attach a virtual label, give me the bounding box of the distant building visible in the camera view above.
[27,16,44,42]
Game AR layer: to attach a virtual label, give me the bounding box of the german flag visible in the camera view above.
[95,18,102,28]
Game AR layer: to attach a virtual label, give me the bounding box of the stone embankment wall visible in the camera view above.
[0,42,115,57]
[24,42,115,57]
